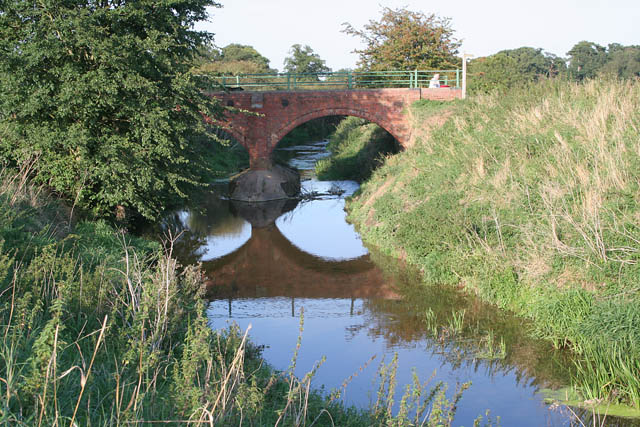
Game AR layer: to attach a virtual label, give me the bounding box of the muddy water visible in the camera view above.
[162,140,583,426]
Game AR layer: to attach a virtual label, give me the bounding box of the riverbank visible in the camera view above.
[0,167,475,425]
[345,79,640,414]
[315,116,399,182]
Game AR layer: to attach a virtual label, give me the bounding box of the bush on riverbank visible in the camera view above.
[207,136,251,178]
[347,78,640,409]
[315,117,399,182]
[0,167,473,425]
[278,116,344,148]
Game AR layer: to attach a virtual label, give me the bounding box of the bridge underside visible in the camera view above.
[208,87,461,169]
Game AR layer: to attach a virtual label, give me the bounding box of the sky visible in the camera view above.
[196,0,640,72]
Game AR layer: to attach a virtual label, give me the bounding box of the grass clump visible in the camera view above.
[315,117,399,182]
[347,78,640,410]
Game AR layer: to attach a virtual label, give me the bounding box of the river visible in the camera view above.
[159,139,615,426]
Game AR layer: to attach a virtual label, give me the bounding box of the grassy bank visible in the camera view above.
[0,167,475,425]
[346,79,640,410]
[315,117,399,182]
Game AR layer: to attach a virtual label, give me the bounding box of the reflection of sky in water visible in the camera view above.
[195,219,252,261]
[276,196,368,261]
[208,298,565,427]
[276,141,367,261]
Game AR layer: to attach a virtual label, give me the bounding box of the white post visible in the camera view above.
[462,53,473,99]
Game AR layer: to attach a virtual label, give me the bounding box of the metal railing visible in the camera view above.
[206,70,461,91]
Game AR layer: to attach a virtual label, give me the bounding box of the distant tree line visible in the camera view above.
[193,42,331,76]
[469,42,640,93]
[195,7,639,98]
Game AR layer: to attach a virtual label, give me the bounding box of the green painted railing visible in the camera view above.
[207,70,461,91]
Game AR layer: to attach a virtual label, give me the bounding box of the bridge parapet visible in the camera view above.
[208,69,462,92]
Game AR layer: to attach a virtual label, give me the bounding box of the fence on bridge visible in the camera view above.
[208,70,461,91]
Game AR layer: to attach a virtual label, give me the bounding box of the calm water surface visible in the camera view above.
[163,140,595,426]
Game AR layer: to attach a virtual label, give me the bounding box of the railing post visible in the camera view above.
[236,75,240,88]
[287,73,291,90]
[414,69,418,88]
[222,77,226,89]
[462,53,473,99]
[348,71,352,89]
[293,74,297,90]
[456,69,460,88]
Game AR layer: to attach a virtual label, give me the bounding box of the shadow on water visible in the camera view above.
[147,140,639,426]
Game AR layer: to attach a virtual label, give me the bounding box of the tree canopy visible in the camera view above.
[342,7,461,71]
[601,45,640,79]
[194,43,276,75]
[283,44,331,75]
[567,41,608,80]
[0,0,223,220]
[469,47,566,93]
[567,41,640,80]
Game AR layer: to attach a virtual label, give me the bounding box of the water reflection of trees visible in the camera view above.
[151,192,250,265]
[357,250,573,393]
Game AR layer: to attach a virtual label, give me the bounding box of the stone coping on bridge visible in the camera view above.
[207,87,461,100]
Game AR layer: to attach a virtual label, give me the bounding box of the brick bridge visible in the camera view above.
[209,87,461,169]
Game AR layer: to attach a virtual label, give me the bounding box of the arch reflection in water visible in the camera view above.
[276,182,367,262]
[166,197,253,262]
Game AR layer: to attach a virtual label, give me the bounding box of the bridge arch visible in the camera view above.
[271,108,404,155]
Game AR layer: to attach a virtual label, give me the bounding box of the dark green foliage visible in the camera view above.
[315,117,399,182]
[0,0,224,220]
[194,43,276,75]
[567,41,640,80]
[276,116,343,149]
[600,44,640,79]
[567,41,608,80]
[343,7,461,71]
[283,44,331,75]
[501,47,566,77]
[469,47,566,94]
[218,44,272,69]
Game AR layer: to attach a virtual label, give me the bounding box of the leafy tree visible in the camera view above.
[195,43,276,75]
[567,41,608,80]
[342,7,461,71]
[283,44,331,75]
[600,45,640,79]
[0,0,223,220]
[468,53,521,94]
[469,47,566,93]
[499,47,566,78]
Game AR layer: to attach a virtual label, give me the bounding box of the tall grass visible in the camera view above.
[347,78,640,408]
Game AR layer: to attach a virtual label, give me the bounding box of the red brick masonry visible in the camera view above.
[207,88,461,169]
